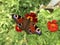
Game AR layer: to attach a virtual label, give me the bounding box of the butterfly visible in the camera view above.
[12,12,42,35]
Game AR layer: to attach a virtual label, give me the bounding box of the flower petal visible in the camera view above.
[15,25,22,32]
[52,20,57,24]
[47,21,51,26]
[47,20,58,32]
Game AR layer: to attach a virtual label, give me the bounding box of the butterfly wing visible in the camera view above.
[12,14,23,32]
[12,14,42,35]
[27,22,42,35]
[12,14,23,24]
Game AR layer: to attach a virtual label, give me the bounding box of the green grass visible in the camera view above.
[0,0,60,45]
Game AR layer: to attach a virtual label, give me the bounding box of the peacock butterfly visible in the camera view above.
[12,12,42,35]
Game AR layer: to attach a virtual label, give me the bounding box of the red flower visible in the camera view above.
[15,25,22,32]
[25,12,37,23]
[52,20,57,24]
[47,20,58,32]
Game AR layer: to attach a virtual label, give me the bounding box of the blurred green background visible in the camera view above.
[0,0,60,45]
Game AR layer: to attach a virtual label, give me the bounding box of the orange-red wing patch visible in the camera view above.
[25,12,38,23]
[29,24,35,33]
[17,18,23,24]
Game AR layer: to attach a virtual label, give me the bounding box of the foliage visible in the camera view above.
[0,0,60,45]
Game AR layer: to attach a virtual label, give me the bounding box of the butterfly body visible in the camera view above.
[12,13,42,35]
[17,18,36,34]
